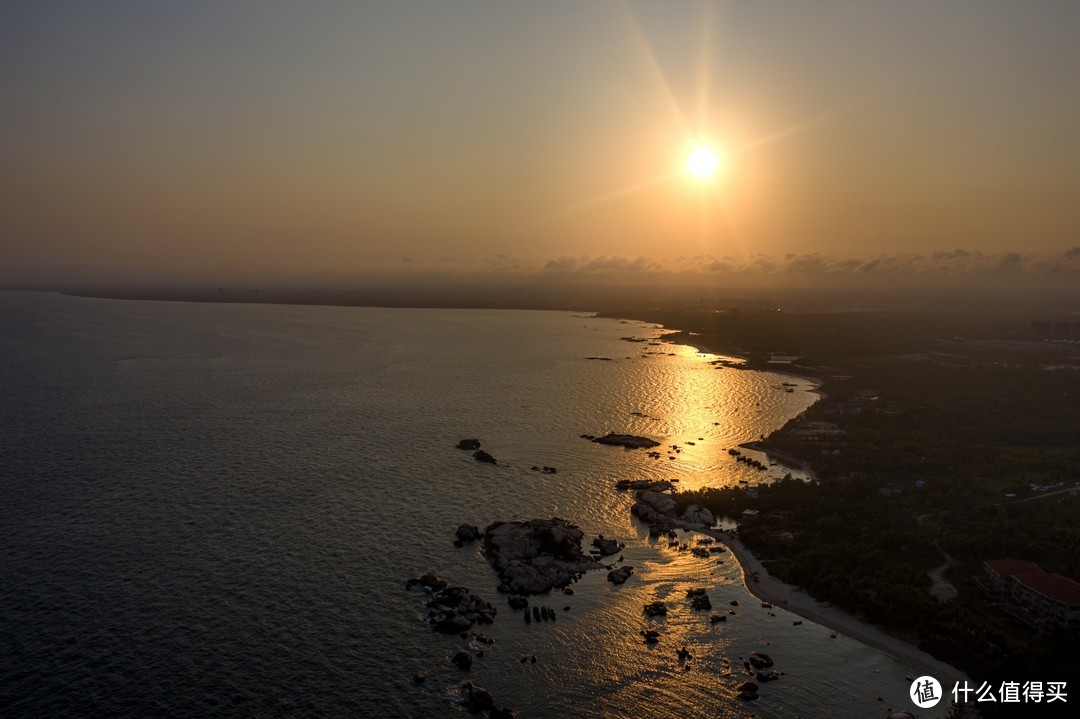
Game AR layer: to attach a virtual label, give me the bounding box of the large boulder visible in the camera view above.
[455,524,481,544]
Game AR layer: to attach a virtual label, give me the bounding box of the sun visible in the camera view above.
[686,145,721,178]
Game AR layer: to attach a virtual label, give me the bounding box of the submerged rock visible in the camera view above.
[473,450,497,464]
[456,439,482,450]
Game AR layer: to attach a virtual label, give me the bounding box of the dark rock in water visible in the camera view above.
[532,606,541,621]
[686,588,708,597]
[730,600,740,606]
[406,573,449,592]
[710,613,726,623]
[792,620,802,626]
[736,681,759,701]
[563,587,575,596]
[756,669,780,682]
[585,356,613,361]
[690,594,712,611]
[643,601,668,617]
[413,671,427,683]
[540,606,549,621]
[677,646,692,661]
[748,652,774,669]
[523,609,530,623]
[473,450,497,464]
[641,629,661,644]
[455,524,481,544]
[483,518,605,595]
[452,652,473,670]
[507,595,529,609]
[607,566,635,585]
[457,439,481,451]
[591,535,624,556]
[593,433,660,449]
[459,680,493,712]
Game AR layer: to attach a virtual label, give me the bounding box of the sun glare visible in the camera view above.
[686,145,720,178]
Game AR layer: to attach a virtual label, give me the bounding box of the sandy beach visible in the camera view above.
[703,527,966,684]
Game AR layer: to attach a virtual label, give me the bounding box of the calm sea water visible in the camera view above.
[0,292,946,718]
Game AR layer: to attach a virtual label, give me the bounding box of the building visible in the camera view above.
[980,558,1080,632]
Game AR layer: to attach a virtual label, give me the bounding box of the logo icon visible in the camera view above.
[911,675,942,708]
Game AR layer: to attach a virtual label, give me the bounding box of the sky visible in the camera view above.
[3,1,1080,287]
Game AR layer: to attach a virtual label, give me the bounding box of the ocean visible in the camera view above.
[0,292,946,718]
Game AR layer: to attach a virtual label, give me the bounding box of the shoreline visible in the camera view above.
[653,317,966,683]
[701,527,966,683]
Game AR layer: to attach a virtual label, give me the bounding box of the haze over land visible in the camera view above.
[3,1,1080,297]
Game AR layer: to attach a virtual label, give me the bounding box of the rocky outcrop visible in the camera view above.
[607,566,635,584]
[593,433,661,449]
[483,518,605,595]
[591,535,624,556]
[473,450,497,464]
[457,439,482,450]
[631,489,715,533]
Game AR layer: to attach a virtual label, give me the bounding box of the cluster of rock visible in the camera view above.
[406,574,497,634]
[686,588,712,610]
[607,565,634,584]
[728,447,767,471]
[530,465,557,474]
[483,518,605,595]
[523,605,562,623]
[457,439,497,464]
[735,652,782,699]
[631,488,715,535]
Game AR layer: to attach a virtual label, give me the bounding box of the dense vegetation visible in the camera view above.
[642,309,1080,717]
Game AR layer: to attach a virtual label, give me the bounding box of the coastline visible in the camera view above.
[657,318,966,683]
[702,527,966,684]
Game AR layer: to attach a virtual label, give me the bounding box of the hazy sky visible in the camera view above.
[3,1,1080,285]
